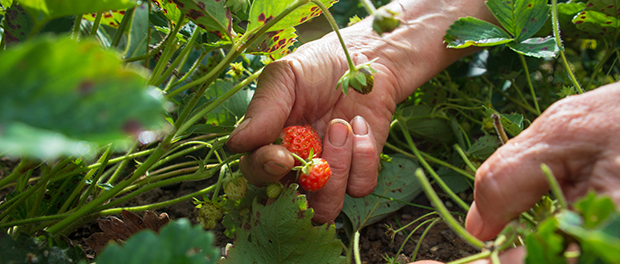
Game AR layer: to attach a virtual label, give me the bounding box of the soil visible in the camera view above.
[68,177,477,263]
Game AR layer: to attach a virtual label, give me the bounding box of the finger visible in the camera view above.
[347,115,380,197]
[226,60,297,153]
[307,119,353,223]
[238,145,295,187]
[407,246,526,264]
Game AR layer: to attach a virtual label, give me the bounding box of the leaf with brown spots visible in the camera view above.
[2,4,34,46]
[84,210,169,255]
[152,0,183,24]
[18,0,138,20]
[82,10,125,28]
[572,0,620,45]
[220,184,346,264]
[247,0,337,32]
[486,0,550,41]
[246,27,297,58]
[171,0,232,38]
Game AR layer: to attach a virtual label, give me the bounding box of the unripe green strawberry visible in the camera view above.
[279,125,322,166]
[197,201,223,230]
[224,176,248,201]
[372,6,400,36]
[266,183,283,199]
[299,158,332,192]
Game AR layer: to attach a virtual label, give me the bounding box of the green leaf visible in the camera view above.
[507,36,559,58]
[246,27,297,57]
[500,112,524,136]
[437,167,471,194]
[96,219,219,264]
[342,155,422,230]
[220,184,346,264]
[0,36,165,160]
[444,16,514,48]
[486,0,550,41]
[203,79,253,126]
[83,10,126,28]
[2,4,35,46]
[573,0,620,45]
[524,216,568,264]
[574,191,616,229]
[400,105,454,143]
[19,0,138,20]
[466,135,501,160]
[124,2,149,59]
[172,0,232,38]
[247,0,337,32]
[152,0,183,24]
[557,210,620,264]
[557,2,589,40]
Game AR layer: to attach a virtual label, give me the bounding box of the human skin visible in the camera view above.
[226,0,495,223]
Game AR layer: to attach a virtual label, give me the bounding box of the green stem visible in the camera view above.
[519,54,541,115]
[454,144,477,173]
[447,251,492,264]
[415,169,485,249]
[89,12,103,38]
[353,231,362,264]
[311,0,356,71]
[105,142,138,184]
[584,47,617,90]
[148,14,186,85]
[490,250,500,264]
[46,141,172,235]
[0,169,57,221]
[76,146,113,209]
[393,212,437,234]
[71,14,83,39]
[411,218,441,261]
[154,27,201,87]
[175,68,263,136]
[169,51,208,88]
[359,0,377,15]
[541,163,567,209]
[111,7,136,48]
[0,159,38,189]
[384,142,475,181]
[124,36,169,62]
[395,118,471,210]
[551,0,583,94]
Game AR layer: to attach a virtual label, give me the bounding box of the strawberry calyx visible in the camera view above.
[289,150,331,191]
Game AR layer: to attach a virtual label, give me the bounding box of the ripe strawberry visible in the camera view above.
[298,158,331,191]
[279,125,322,166]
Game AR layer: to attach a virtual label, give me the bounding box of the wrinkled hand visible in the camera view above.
[226,28,400,223]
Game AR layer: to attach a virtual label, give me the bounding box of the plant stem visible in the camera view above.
[169,51,208,88]
[550,0,583,94]
[111,7,136,48]
[395,118,471,210]
[395,218,435,259]
[148,14,185,85]
[89,12,103,38]
[541,163,567,209]
[71,14,83,39]
[447,251,492,264]
[415,169,486,249]
[491,113,509,145]
[384,142,475,181]
[412,218,440,260]
[353,230,362,264]
[584,47,617,90]
[0,168,57,221]
[154,27,201,87]
[359,0,377,15]
[0,159,38,189]
[519,54,540,115]
[311,0,356,71]
[454,144,477,173]
[175,68,263,136]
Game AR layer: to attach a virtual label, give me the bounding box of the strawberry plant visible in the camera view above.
[1,0,620,263]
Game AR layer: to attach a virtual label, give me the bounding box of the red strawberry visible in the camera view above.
[279,125,322,166]
[298,158,331,191]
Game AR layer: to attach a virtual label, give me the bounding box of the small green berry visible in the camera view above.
[266,183,283,199]
[224,176,249,201]
[372,6,400,36]
[197,201,223,229]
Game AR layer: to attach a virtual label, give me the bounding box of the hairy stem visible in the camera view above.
[551,0,583,94]
[89,12,103,38]
[311,0,356,71]
[519,54,540,115]
[111,7,136,48]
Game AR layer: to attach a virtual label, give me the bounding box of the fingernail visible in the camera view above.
[328,120,350,147]
[351,116,368,136]
[465,202,484,238]
[263,161,289,176]
[229,118,251,141]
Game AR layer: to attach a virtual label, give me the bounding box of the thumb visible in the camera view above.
[226,59,297,153]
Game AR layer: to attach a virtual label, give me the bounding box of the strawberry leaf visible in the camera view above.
[342,155,422,230]
[171,0,232,38]
[507,36,559,58]
[83,10,126,28]
[444,17,514,48]
[2,4,34,46]
[0,37,165,160]
[152,0,183,24]
[19,0,138,20]
[124,2,149,59]
[220,184,346,264]
[246,27,297,57]
[247,0,337,32]
[486,0,550,41]
[573,0,620,46]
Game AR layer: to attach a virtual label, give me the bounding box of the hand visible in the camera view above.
[408,247,526,264]
[227,0,496,223]
[466,82,620,241]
